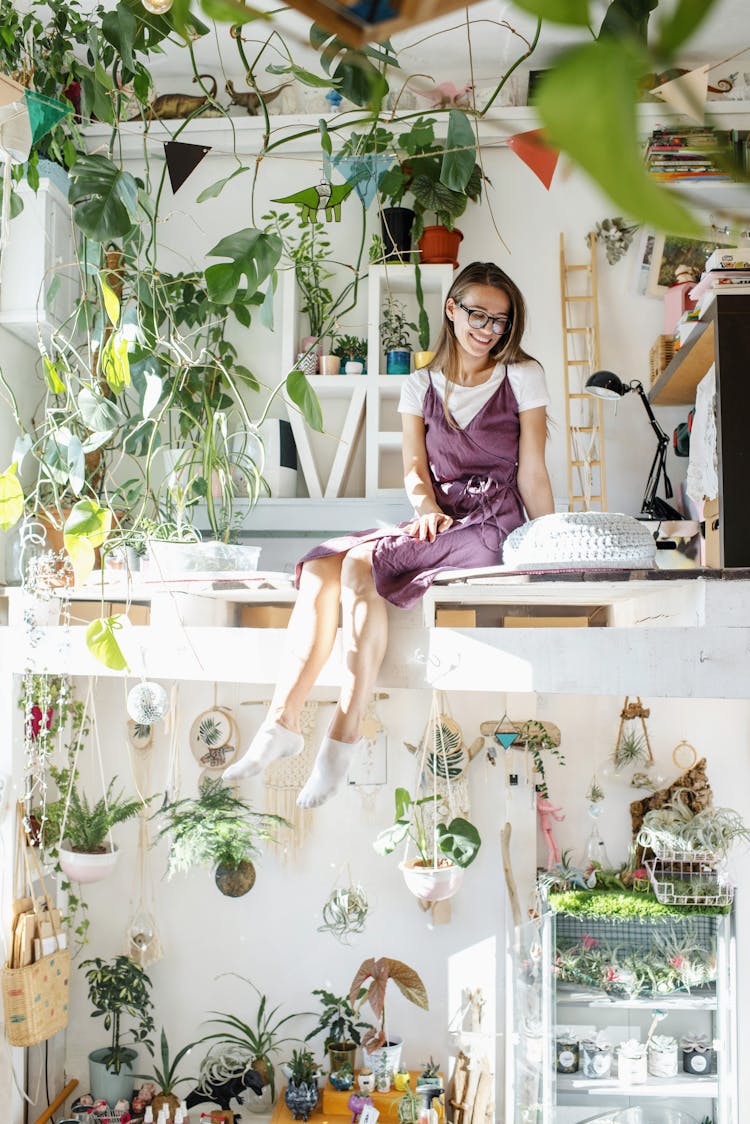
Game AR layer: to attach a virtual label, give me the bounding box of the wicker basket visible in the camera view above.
[1,948,71,1046]
[649,334,676,386]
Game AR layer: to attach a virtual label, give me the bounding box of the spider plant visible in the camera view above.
[200,976,305,1099]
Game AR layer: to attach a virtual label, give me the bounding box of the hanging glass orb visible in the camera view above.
[127,681,169,725]
[128,908,154,951]
[141,0,173,12]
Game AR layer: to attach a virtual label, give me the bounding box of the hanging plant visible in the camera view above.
[613,727,649,772]
[319,883,369,944]
[427,714,464,780]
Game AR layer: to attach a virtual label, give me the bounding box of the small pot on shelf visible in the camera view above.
[385,349,411,376]
[413,351,434,371]
[319,355,341,376]
[344,360,364,375]
[418,226,463,268]
[380,206,415,262]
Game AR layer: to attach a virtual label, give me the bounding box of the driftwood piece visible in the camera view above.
[449,1051,471,1124]
[501,823,521,929]
[478,720,561,747]
[630,757,713,864]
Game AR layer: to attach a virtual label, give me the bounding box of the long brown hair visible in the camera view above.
[428,261,536,428]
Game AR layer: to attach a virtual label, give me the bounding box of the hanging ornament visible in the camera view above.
[189,706,238,770]
[141,0,173,12]
[319,872,369,943]
[128,907,155,955]
[127,681,169,725]
[582,810,613,871]
[272,176,353,223]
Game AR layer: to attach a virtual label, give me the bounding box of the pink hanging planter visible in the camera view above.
[398,858,464,902]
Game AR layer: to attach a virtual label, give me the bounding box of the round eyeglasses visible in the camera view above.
[455,300,511,335]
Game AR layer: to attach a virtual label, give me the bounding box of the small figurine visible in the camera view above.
[417,81,474,109]
[348,1093,374,1123]
[325,89,343,112]
[537,794,565,869]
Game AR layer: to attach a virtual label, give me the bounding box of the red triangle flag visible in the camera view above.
[506,129,559,190]
[164,140,211,193]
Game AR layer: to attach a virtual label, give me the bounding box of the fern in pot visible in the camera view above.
[49,771,144,884]
[155,777,288,897]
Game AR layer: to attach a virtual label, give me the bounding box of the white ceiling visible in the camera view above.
[170,0,750,91]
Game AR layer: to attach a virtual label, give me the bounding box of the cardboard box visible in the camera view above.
[69,600,151,625]
[703,497,720,568]
[504,615,589,628]
[435,608,477,627]
[239,604,293,628]
[110,601,151,625]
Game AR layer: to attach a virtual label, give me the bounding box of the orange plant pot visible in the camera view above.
[417,226,463,268]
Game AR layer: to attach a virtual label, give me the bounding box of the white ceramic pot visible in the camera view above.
[399,859,464,902]
[344,360,364,375]
[59,845,119,884]
[362,1037,403,1078]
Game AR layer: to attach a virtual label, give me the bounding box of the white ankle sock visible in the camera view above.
[296,735,361,809]
[223,721,303,781]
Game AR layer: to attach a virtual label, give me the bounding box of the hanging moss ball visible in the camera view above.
[215,859,257,897]
[127,681,169,725]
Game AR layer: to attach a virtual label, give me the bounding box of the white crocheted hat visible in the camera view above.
[503,512,657,570]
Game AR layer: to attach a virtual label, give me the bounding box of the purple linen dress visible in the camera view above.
[296,370,526,608]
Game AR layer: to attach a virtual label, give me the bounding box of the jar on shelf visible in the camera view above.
[681,1034,714,1075]
[555,1035,579,1074]
[617,1040,647,1084]
[648,1034,678,1078]
[581,1037,612,1079]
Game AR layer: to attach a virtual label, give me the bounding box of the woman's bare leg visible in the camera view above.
[223,555,343,780]
[297,544,388,807]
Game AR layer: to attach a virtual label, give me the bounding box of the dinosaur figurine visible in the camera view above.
[226,79,292,114]
[133,74,220,121]
[273,178,353,223]
[417,81,474,109]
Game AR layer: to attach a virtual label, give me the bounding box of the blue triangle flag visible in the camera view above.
[332,153,393,209]
[495,730,519,750]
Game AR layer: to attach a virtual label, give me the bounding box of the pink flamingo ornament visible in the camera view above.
[537,795,565,869]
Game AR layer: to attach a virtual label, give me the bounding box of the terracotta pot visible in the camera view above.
[418,226,463,268]
[399,858,464,901]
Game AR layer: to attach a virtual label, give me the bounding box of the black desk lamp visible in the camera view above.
[585,370,684,521]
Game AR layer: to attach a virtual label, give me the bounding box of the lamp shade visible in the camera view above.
[585,370,630,399]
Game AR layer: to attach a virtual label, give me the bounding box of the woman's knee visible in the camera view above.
[300,554,344,589]
[340,545,377,596]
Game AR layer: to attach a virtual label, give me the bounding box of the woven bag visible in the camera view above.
[2,806,70,1046]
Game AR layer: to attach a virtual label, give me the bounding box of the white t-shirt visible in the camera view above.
[398,360,550,428]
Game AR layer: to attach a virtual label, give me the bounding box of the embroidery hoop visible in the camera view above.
[189,707,239,771]
[672,740,699,771]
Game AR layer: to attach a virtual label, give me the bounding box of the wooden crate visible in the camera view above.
[649,334,676,386]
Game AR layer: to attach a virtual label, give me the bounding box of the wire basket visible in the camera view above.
[649,845,724,866]
[645,858,734,907]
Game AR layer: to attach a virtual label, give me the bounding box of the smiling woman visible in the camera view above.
[222,260,554,809]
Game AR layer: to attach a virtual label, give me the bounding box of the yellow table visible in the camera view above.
[271,1072,444,1124]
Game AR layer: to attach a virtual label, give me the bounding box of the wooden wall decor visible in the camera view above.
[282,0,487,49]
[630,756,713,865]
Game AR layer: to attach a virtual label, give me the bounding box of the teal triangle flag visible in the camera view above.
[495,730,519,750]
[332,153,393,209]
[25,90,71,145]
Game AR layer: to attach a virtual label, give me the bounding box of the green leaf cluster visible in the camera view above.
[49,772,144,852]
[305,989,371,1050]
[374,787,481,870]
[81,954,155,1073]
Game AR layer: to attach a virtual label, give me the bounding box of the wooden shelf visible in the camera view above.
[649,317,715,406]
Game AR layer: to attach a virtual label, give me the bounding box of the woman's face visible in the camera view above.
[446,283,512,361]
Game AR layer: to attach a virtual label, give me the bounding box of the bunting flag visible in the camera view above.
[332,152,393,209]
[506,128,559,190]
[650,65,709,124]
[494,729,519,750]
[164,140,211,193]
[24,90,71,144]
[0,73,25,109]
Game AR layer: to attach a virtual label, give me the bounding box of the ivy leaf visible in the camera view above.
[196,165,248,203]
[68,154,139,242]
[101,334,131,394]
[65,499,112,585]
[43,356,65,394]
[78,386,125,431]
[266,62,339,89]
[508,0,589,22]
[0,464,24,531]
[205,228,282,304]
[535,40,701,235]
[86,616,129,671]
[441,110,476,193]
[286,370,322,433]
[99,276,121,326]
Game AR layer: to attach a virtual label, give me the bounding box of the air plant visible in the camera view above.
[637,791,750,858]
[588,217,641,265]
[318,883,369,944]
[613,728,649,772]
[586,776,605,804]
[538,850,596,893]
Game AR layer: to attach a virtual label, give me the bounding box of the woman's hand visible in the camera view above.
[403,512,454,542]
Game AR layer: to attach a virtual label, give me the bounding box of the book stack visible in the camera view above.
[645,126,732,183]
[689,248,750,314]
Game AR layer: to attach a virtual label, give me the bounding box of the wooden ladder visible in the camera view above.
[559,232,607,511]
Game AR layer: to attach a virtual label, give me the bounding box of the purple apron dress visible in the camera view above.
[296,369,526,608]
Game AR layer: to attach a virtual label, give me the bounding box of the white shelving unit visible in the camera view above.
[280,262,453,503]
[509,908,738,1123]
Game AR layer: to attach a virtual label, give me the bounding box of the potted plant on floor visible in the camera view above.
[305,988,371,1073]
[81,954,155,1106]
[135,1028,197,1119]
[380,298,416,375]
[348,957,429,1079]
[155,776,288,897]
[284,1048,320,1121]
[45,770,145,884]
[200,976,305,1110]
[374,788,481,902]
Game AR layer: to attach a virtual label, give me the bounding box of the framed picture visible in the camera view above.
[645,233,734,297]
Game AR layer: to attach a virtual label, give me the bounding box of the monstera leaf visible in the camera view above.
[68,154,139,242]
[205,228,282,304]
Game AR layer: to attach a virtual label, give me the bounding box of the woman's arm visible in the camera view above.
[401,412,453,541]
[517,406,554,519]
